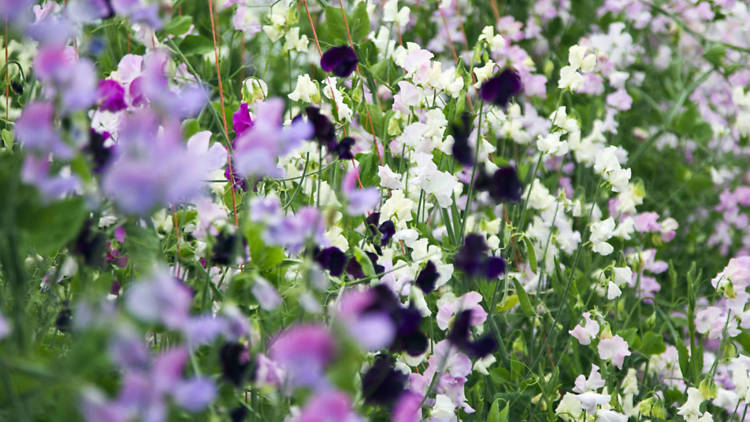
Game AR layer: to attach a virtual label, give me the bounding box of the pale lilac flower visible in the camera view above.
[233,98,312,178]
[575,391,611,412]
[172,378,216,412]
[392,391,422,422]
[436,291,487,331]
[102,112,214,214]
[255,354,284,388]
[297,390,361,422]
[269,324,336,391]
[569,312,600,345]
[15,102,72,158]
[21,155,81,199]
[0,312,10,339]
[597,334,631,369]
[337,288,395,351]
[252,277,282,310]
[573,364,606,393]
[125,269,193,329]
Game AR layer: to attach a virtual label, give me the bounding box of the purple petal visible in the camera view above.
[320,45,358,78]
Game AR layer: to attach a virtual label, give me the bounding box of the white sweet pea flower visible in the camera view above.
[383,0,410,28]
[590,217,616,256]
[283,27,308,53]
[378,165,404,189]
[607,282,622,299]
[288,74,319,104]
[558,65,584,91]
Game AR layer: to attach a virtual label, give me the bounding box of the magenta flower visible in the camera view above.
[232,102,254,137]
[97,79,127,112]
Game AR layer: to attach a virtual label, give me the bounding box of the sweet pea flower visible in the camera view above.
[269,324,336,391]
[597,334,631,369]
[297,390,361,422]
[569,312,600,345]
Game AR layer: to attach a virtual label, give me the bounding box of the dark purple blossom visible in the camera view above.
[447,309,498,358]
[415,260,439,294]
[476,166,523,203]
[361,354,407,406]
[455,234,506,279]
[320,45,358,77]
[315,246,347,277]
[333,136,355,159]
[480,68,522,107]
[451,112,474,166]
[219,342,253,386]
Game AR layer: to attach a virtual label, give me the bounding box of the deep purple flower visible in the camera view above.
[315,246,347,277]
[450,112,474,166]
[379,220,395,246]
[454,234,488,276]
[320,45,358,78]
[73,219,106,266]
[467,335,498,358]
[232,102,254,136]
[483,256,506,279]
[229,407,248,422]
[219,342,253,386]
[346,257,366,279]
[447,309,498,358]
[485,166,522,203]
[97,79,127,112]
[211,231,238,266]
[333,136,355,159]
[303,106,337,149]
[480,68,522,107]
[86,129,114,173]
[56,307,73,333]
[361,354,407,406]
[415,260,439,294]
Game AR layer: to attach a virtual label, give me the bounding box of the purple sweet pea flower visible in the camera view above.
[269,324,336,391]
[172,378,216,412]
[338,288,395,351]
[392,391,422,422]
[320,45,358,78]
[102,112,216,214]
[21,155,81,199]
[124,268,193,329]
[232,102,254,137]
[15,102,72,158]
[0,312,11,340]
[233,98,313,178]
[480,68,522,107]
[97,79,128,112]
[298,390,362,422]
[252,277,282,310]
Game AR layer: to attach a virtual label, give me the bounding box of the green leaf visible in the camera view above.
[1,129,13,150]
[487,398,509,422]
[357,152,379,187]
[18,197,87,255]
[639,331,666,355]
[181,118,201,139]
[244,223,285,272]
[523,236,537,274]
[353,247,375,278]
[179,35,213,56]
[512,278,534,317]
[123,223,162,277]
[349,2,370,42]
[163,15,193,36]
[677,342,690,380]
